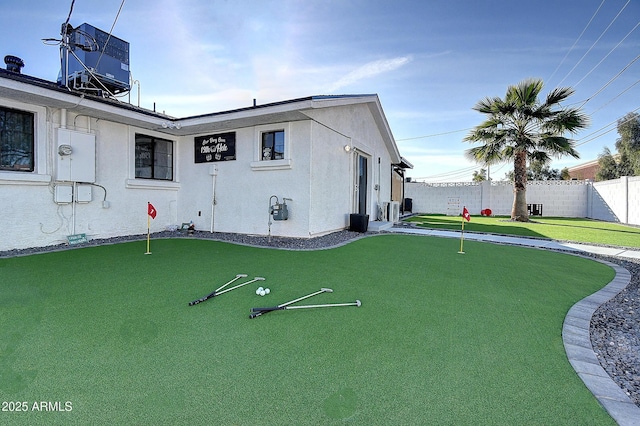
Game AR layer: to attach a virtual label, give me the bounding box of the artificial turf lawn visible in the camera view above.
[0,235,617,425]
[406,215,640,249]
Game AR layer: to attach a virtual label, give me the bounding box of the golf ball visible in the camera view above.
[256,287,264,295]
[264,288,270,294]
[259,290,266,296]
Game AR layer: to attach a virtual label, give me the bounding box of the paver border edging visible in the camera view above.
[562,260,640,426]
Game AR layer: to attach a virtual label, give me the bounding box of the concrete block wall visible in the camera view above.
[405,179,638,226]
[590,176,640,224]
[590,178,624,222]
[406,181,589,217]
[629,177,640,225]
[404,182,481,215]
[524,181,588,217]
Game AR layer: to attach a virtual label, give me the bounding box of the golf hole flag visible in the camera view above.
[148,202,157,219]
[459,206,470,254]
[145,202,156,254]
[462,207,471,222]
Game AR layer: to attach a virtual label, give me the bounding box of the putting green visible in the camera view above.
[0,235,616,425]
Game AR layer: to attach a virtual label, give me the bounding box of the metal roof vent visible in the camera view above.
[4,55,24,73]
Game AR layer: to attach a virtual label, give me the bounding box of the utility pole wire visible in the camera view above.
[557,0,631,87]
[548,0,606,84]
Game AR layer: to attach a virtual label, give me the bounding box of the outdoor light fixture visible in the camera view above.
[161,121,182,130]
[344,144,352,152]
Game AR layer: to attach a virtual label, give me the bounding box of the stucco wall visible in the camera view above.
[0,109,180,251]
[1,96,398,251]
[305,103,394,234]
[177,121,314,238]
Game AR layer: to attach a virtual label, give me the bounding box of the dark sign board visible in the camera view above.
[195,132,236,163]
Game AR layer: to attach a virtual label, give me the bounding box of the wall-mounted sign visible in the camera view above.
[195,132,236,163]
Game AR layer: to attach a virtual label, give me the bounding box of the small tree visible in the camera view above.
[472,168,487,182]
[596,147,621,181]
[615,112,640,176]
[595,113,640,181]
[560,167,571,180]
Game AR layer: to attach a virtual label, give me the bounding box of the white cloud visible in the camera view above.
[328,56,412,92]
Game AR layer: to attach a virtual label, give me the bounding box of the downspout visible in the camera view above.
[60,108,77,234]
[210,166,217,233]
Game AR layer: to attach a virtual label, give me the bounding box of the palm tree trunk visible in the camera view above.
[511,151,529,221]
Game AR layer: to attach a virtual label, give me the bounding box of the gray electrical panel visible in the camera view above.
[56,128,96,183]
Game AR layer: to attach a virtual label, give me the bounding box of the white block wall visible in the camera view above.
[590,176,640,224]
[405,180,589,218]
[405,178,640,225]
[630,177,640,225]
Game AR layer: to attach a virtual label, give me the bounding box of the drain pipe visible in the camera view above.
[268,195,278,242]
[210,166,217,233]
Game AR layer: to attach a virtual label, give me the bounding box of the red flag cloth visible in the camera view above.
[148,203,157,219]
[462,207,471,222]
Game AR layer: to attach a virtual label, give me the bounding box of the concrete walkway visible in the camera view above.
[389,226,640,260]
[387,226,640,426]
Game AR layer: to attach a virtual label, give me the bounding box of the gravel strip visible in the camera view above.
[588,256,640,406]
[1,229,638,407]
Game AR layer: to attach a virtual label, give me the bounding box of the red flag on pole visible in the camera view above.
[148,203,157,219]
[459,206,470,254]
[462,207,471,222]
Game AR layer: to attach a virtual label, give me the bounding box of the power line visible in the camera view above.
[63,0,75,28]
[547,0,606,84]
[96,0,127,70]
[576,105,640,147]
[589,79,640,115]
[577,54,640,108]
[573,19,640,88]
[396,128,471,141]
[557,0,631,87]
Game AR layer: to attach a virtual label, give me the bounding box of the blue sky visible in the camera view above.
[1,0,638,181]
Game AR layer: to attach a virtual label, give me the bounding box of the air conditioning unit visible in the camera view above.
[59,23,130,95]
[390,201,400,223]
[382,202,390,221]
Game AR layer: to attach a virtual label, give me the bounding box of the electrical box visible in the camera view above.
[56,128,96,183]
[76,185,92,203]
[55,184,73,204]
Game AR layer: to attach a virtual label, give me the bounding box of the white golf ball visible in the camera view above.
[256,287,264,295]
[259,290,266,296]
[264,288,270,294]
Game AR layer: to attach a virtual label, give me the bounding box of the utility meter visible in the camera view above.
[269,196,290,221]
[272,202,288,221]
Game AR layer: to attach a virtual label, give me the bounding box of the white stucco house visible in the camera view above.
[0,65,411,252]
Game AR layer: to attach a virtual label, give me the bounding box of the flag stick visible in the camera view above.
[145,203,152,255]
[458,217,465,254]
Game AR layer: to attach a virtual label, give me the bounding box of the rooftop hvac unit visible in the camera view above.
[59,23,130,95]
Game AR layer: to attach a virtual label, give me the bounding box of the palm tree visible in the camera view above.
[464,78,588,221]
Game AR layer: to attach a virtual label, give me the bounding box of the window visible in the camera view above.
[261,130,284,160]
[135,134,173,180]
[251,124,291,171]
[0,106,34,171]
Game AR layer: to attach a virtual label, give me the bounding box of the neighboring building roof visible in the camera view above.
[0,69,403,164]
[567,154,620,180]
[567,159,599,180]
